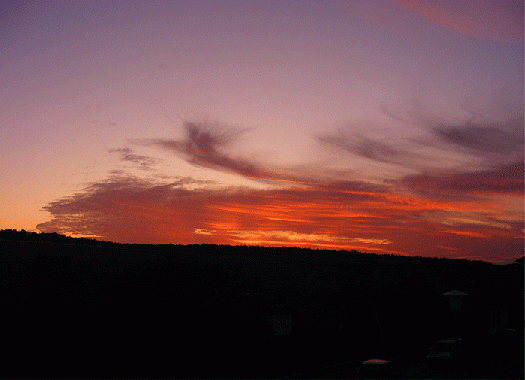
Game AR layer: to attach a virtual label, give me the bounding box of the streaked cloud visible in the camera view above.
[37,174,215,244]
[135,122,297,183]
[37,110,523,263]
[392,0,524,41]
[37,155,523,263]
[108,148,157,170]
[317,132,425,171]
[398,161,524,198]
[432,122,524,159]
[344,0,523,42]
[422,210,518,231]
[227,230,391,246]
[319,107,523,173]
[3,0,521,266]
[194,228,215,236]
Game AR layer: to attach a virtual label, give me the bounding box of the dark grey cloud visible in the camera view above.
[137,122,263,177]
[134,121,312,184]
[108,147,157,170]
[432,122,524,156]
[419,109,524,168]
[406,104,524,163]
[317,132,424,170]
[320,105,523,172]
[393,160,524,199]
[318,134,397,162]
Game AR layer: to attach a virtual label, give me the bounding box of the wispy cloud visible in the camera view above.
[228,229,391,245]
[319,107,523,172]
[108,147,158,170]
[134,122,297,183]
[397,161,524,198]
[432,122,524,159]
[317,132,425,170]
[343,0,523,42]
[392,0,524,41]
[38,113,523,263]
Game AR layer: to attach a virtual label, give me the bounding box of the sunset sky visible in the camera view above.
[1,0,523,263]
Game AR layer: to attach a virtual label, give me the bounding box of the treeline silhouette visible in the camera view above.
[1,229,523,377]
[0,228,112,245]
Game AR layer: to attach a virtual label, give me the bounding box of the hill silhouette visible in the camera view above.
[1,229,523,377]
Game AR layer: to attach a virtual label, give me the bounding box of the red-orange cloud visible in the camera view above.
[37,168,523,263]
[37,116,524,264]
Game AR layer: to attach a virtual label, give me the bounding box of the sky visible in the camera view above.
[1,0,523,263]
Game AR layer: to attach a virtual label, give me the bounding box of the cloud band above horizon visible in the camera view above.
[38,115,524,264]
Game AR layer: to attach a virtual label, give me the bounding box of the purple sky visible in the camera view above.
[1,0,523,263]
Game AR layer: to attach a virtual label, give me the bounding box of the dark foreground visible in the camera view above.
[3,330,523,378]
[1,234,523,377]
